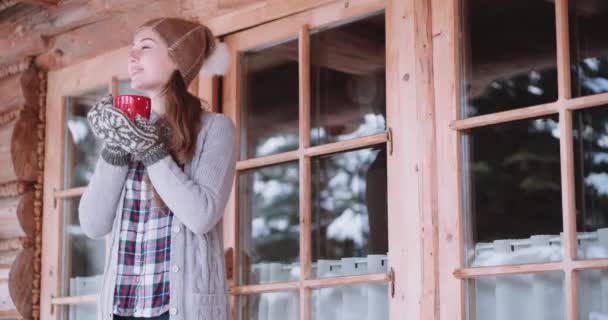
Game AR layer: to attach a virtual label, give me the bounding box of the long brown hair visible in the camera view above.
[144,70,206,210]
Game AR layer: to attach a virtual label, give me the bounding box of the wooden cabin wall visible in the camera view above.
[0,59,45,320]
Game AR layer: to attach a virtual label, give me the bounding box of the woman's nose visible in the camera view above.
[129,49,140,62]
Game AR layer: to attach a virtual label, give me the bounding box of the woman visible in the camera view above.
[79,17,234,320]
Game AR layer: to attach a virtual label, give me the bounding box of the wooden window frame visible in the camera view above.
[434,0,608,319]
[221,0,436,319]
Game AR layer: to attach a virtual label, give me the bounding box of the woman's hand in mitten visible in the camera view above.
[86,94,131,166]
[102,107,169,166]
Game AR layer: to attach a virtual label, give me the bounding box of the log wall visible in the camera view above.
[0,59,45,320]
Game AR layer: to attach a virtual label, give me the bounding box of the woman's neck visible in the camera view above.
[148,89,166,116]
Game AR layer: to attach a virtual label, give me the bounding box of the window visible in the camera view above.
[222,2,392,319]
[436,0,608,319]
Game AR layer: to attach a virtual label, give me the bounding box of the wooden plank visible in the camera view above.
[230,272,390,294]
[227,0,385,52]
[50,294,96,305]
[451,91,608,130]
[17,0,58,6]
[432,0,465,318]
[236,150,299,171]
[555,0,571,100]
[0,182,29,199]
[53,187,86,199]
[386,0,424,318]
[0,67,38,115]
[298,23,311,320]
[303,133,388,157]
[9,248,34,319]
[0,239,23,252]
[221,35,240,292]
[202,0,337,36]
[0,192,34,239]
[0,58,31,82]
[454,262,564,279]
[34,0,181,70]
[559,106,578,320]
[0,114,39,184]
[0,34,47,70]
[0,0,18,12]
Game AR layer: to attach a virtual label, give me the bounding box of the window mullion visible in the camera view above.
[298,23,312,320]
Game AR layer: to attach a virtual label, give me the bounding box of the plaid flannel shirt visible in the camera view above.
[113,160,173,318]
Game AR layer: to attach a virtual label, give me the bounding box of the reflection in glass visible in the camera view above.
[311,146,387,278]
[240,39,299,160]
[238,291,299,320]
[461,0,557,117]
[463,116,562,267]
[573,106,608,259]
[60,304,97,320]
[61,197,105,297]
[310,13,386,145]
[570,3,608,97]
[467,272,564,320]
[64,88,107,188]
[312,282,388,320]
[579,269,608,319]
[238,162,300,285]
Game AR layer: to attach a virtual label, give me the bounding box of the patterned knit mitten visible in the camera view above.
[87,94,130,166]
[102,107,169,166]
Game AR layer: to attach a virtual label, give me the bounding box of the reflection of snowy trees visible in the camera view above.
[244,114,386,266]
[467,56,608,242]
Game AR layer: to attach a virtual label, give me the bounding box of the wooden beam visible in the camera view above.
[194,0,337,36]
[17,0,58,7]
[34,0,181,70]
[0,0,18,12]
[0,192,35,239]
[9,248,34,319]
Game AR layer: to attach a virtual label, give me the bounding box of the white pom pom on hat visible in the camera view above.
[201,42,230,76]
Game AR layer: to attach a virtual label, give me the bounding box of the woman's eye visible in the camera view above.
[142,46,150,50]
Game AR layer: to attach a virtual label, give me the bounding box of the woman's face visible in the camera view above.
[128,28,177,93]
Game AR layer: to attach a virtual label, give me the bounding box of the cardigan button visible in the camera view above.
[172,265,180,273]
[170,308,178,315]
[172,226,181,233]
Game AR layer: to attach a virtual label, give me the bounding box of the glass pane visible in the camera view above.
[240,39,299,160]
[467,272,564,320]
[463,116,562,267]
[312,282,388,320]
[239,162,300,285]
[573,106,608,259]
[461,0,558,117]
[310,13,386,146]
[570,3,608,97]
[64,88,108,188]
[59,304,97,320]
[238,291,299,320]
[61,197,105,296]
[311,146,387,278]
[579,269,608,319]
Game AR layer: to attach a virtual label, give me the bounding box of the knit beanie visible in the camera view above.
[136,17,230,86]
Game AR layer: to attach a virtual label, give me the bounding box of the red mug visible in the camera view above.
[114,95,151,120]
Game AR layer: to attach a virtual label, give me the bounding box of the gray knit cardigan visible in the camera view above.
[79,111,236,320]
